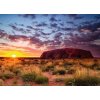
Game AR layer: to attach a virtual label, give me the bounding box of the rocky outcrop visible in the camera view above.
[40,48,93,59]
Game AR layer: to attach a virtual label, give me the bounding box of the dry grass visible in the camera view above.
[0,58,99,86]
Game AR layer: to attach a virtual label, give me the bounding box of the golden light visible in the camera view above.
[3,50,25,57]
[11,54,17,58]
[0,49,42,57]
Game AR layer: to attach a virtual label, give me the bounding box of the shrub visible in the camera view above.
[12,80,18,86]
[0,79,4,86]
[90,64,100,70]
[53,69,66,75]
[65,76,100,86]
[63,62,73,67]
[0,71,14,80]
[24,83,31,86]
[35,75,48,84]
[21,72,36,82]
[42,65,54,72]
[13,69,21,76]
[57,69,66,75]
[95,67,100,70]
[67,69,76,74]
[55,78,64,82]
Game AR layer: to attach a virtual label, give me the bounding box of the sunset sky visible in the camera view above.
[0,14,100,57]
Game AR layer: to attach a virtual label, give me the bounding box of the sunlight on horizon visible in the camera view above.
[0,50,42,57]
[3,50,27,57]
[11,54,17,58]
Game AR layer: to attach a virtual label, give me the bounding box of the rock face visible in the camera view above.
[40,48,93,59]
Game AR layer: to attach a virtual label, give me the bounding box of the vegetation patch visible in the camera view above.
[21,72,36,82]
[0,71,14,80]
[67,69,76,74]
[0,79,4,86]
[42,65,55,72]
[55,78,64,82]
[53,68,66,75]
[35,75,48,84]
[65,76,100,86]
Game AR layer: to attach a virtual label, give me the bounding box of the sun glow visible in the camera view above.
[0,49,42,57]
[11,54,17,58]
[3,50,26,57]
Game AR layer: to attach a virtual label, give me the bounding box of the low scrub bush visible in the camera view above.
[0,71,14,80]
[35,75,48,84]
[21,72,36,82]
[13,69,21,76]
[42,65,55,72]
[55,78,64,82]
[65,76,100,86]
[0,79,4,86]
[67,69,76,74]
[53,68,66,75]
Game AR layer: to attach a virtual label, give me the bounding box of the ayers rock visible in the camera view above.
[40,48,93,59]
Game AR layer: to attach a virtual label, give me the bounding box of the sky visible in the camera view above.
[0,14,100,57]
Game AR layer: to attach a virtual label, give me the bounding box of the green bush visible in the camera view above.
[53,69,66,75]
[13,69,21,76]
[21,72,36,82]
[65,76,100,86]
[42,65,54,72]
[35,75,48,84]
[0,71,14,80]
[55,78,64,82]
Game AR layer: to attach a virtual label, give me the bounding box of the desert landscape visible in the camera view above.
[0,14,100,86]
[0,56,99,86]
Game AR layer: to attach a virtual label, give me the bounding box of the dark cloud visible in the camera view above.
[68,30,100,43]
[60,23,64,26]
[95,15,100,20]
[15,23,24,27]
[19,14,36,19]
[29,36,44,47]
[67,21,74,24]
[68,14,77,18]
[79,22,100,32]
[50,23,58,28]
[41,32,51,36]
[42,14,49,17]
[36,22,48,27]
[34,32,40,37]
[26,29,31,33]
[70,22,100,45]
[50,17,57,22]
[8,35,29,42]
[0,29,8,38]
[27,25,34,29]
[61,27,75,31]
[0,29,5,33]
[54,32,63,39]
[9,24,27,33]
[27,25,43,32]
[68,14,83,20]
[32,21,38,25]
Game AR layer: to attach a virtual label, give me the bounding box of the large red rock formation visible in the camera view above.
[40,48,93,59]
